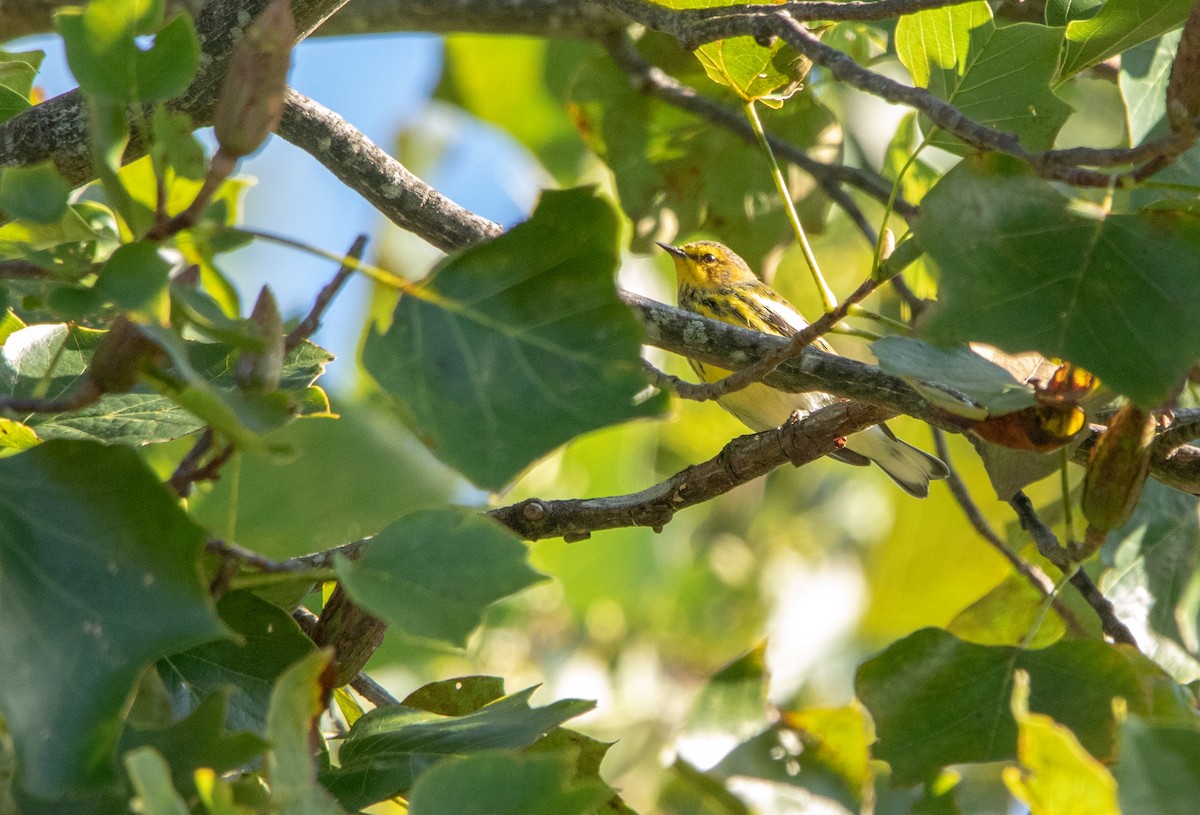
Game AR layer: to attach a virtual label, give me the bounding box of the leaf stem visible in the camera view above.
[742,99,837,312]
[1060,448,1075,547]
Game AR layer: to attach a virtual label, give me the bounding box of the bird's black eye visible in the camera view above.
[700,253,717,264]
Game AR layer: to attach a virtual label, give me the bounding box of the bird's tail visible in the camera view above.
[842,425,949,499]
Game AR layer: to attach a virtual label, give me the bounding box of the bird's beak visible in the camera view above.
[656,242,687,259]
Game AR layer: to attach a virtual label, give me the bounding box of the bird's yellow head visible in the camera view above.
[658,241,758,289]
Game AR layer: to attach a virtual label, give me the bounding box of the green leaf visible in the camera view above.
[872,336,1036,417]
[407,752,609,815]
[0,49,46,123]
[94,240,171,316]
[151,107,207,181]
[264,650,345,815]
[947,571,1065,648]
[1001,672,1120,815]
[133,12,200,103]
[895,2,1071,153]
[1045,0,1104,26]
[124,747,190,815]
[56,7,137,105]
[0,161,70,224]
[569,58,840,266]
[715,703,875,810]
[658,760,751,815]
[188,401,454,559]
[56,0,187,105]
[121,690,268,796]
[436,37,591,180]
[1118,32,1200,210]
[323,687,595,811]
[0,323,329,446]
[1114,714,1200,814]
[336,508,544,647]
[363,187,664,489]
[1059,0,1193,81]
[855,627,1197,785]
[403,676,508,716]
[682,644,770,748]
[915,154,1200,407]
[1119,31,1180,145]
[662,0,809,107]
[1101,480,1200,674]
[159,591,315,734]
[0,440,227,799]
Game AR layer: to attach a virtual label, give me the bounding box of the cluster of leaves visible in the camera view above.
[0,0,1198,813]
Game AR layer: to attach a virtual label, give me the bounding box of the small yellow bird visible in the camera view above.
[660,240,949,498]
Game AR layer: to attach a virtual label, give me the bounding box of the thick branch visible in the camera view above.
[0,0,351,186]
[489,400,892,541]
[275,90,502,253]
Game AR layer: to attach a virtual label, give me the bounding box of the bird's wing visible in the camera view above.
[746,287,836,353]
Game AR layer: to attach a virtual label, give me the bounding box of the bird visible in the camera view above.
[659,240,949,498]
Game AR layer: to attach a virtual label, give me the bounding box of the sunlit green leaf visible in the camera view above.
[94,240,171,316]
[916,154,1200,407]
[0,440,226,799]
[408,752,609,815]
[896,1,1071,153]
[264,650,345,815]
[1059,0,1192,81]
[948,571,1065,648]
[363,187,664,489]
[0,49,45,123]
[856,627,1197,784]
[336,508,544,647]
[133,13,200,103]
[1001,672,1120,815]
[0,161,70,224]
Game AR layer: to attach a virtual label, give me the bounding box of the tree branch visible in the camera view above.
[489,399,893,541]
[1008,491,1138,646]
[0,0,351,188]
[275,90,503,253]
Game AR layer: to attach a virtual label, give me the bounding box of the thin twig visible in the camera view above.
[293,606,401,706]
[169,428,215,497]
[1008,491,1137,646]
[932,429,1088,638]
[350,673,400,708]
[0,380,102,414]
[285,233,369,352]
